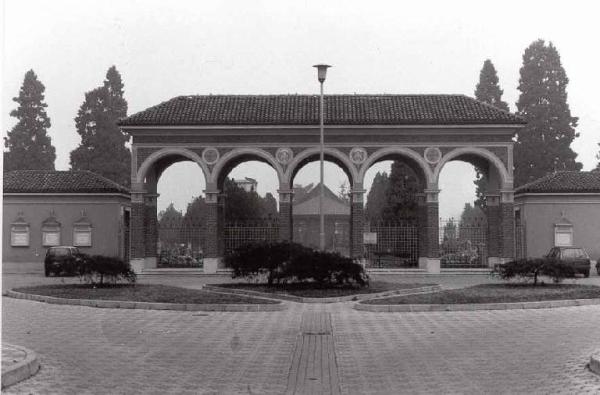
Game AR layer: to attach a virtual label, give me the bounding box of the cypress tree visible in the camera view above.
[70,66,130,186]
[382,161,419,221]
[365,171,389,222]
[473,59,509,207]
[514,40,581,186]
[4,70,56,170]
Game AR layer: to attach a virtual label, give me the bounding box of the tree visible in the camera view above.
[4,70,56,170]
[473,59,509,207]
[474,59,509,112]
[223,178,268,221]
[595,144,600,171]
[70,66,130,186]
[365,171,389,222]
[383,161,419,221]
[262,192,278,219]
[514,40,581,186]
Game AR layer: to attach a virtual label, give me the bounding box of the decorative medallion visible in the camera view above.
[276,147,293,165]
[202,147,220,165]
[424,147,442,165]
[349,147,368,165]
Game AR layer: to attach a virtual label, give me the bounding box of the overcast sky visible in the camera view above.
[3,0,599,219]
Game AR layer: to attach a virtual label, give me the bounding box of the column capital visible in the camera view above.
[277,189,294,204]
[204,189,220,204]
[500,189,514,204]
[144,193,160,206]
[424,189,440,203]
[485,194,501,207]
[350,189,366,204]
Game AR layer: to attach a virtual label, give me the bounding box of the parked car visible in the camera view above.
[44,246,84,276]
[545,246,591,277]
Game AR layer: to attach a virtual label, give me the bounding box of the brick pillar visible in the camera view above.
[349,189,366,259]
[144,194,159,264]
[417,194,427,258]
[278,189,294,241]
[130,191,146,273]
[500,191,515,260]
[418,189,440,273]
[204,192,220,258]
[486,194,501,260]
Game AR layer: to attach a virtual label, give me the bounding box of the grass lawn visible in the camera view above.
[217,281,433,298]
[363,283,600,305]
[13,284,279,304]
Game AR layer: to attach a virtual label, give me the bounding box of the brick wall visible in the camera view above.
[350,202,364,258]
[144,204,157,257]
[278,201,293,241]
[205,202,219,258]
[130,202,145,259]
[501,203,515,258]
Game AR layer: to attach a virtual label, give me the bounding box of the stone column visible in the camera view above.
[130,188,146,274]
[418,189,440,273]
[485,194,501,267]
[143,193,159,269]
[500,190,515,261]
[203,190,221,274]
[278,189,294,241]
[349,189,366,259]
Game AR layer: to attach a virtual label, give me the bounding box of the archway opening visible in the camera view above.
[363,156,427,268]
[291,159,352,256]
[438,155,502,268]
[217,159,280,254]
[155,160,207,268]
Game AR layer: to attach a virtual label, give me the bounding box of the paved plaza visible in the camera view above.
[2,274,600,394]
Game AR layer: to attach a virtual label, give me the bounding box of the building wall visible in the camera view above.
[515,194,600,260]
[3,194,130,267]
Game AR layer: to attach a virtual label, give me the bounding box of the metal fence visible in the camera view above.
[157,219,205,268]
[363,221,419,268]
[223,220,279,255]
[439,218,487,268]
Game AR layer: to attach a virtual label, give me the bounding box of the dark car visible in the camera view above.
[44,246,84,276]
[545,246,591,277]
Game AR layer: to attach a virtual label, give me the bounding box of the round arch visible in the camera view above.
[284,147,357,187]
[210,147,284,186]
[433,147,511,187]
[136,147,210,185]
[358,146,434,187]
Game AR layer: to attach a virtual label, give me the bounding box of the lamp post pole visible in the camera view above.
[313,64,331,251]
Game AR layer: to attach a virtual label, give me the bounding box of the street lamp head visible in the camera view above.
[313,64,331,83]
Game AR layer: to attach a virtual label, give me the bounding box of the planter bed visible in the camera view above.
[209,282,440,303]
[362,284,600,305]
[11,284,279,305]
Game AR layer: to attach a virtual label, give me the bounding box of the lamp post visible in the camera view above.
[313,64,331,251]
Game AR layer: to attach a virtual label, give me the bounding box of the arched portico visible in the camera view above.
[120,94,525,273]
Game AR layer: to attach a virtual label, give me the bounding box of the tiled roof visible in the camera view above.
[3,170,130,194]
[515,171,600,194]
[119,94,525,126]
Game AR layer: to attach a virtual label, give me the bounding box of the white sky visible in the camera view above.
[3,0,599,219]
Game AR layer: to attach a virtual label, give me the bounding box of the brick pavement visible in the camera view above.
[3,296,600,394]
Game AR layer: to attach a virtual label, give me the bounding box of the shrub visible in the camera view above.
[497,258,576,285]
[79,255,137,286]
[224,241,368,287]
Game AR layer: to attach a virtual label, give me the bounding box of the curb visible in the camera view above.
[590,352,600,376]
[354,297,600,312]
[204,284,442,303]
[4,290,287,312]
[1,344,40,390]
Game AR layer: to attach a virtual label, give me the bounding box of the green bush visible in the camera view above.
[79,255,137,286]
[497,258,576,285]
[224,241,368,287]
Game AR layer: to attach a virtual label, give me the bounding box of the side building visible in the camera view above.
[3,170,131,273]
[514,171,600,261]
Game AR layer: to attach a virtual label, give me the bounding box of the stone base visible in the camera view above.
[144,257,157,269]
[488,257,512,268]
[203,258,221,274]
[130,258,145,274]
[418,257,440,274]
